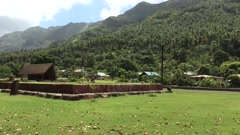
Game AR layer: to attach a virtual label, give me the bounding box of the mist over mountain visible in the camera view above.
[0,16,32,37]
[0,22,98,53]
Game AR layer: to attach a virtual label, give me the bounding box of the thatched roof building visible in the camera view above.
[19,63,56,81]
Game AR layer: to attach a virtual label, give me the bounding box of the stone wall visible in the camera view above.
[0,82,163,94]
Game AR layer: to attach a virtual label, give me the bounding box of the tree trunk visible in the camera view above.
[10,80,19,95]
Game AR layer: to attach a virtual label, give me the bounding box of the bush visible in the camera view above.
[198,78,219,87]
[68,77,78,82]
[219,81,229,88]
[176,78,193,86]
[0,66,12,78]
[198,78,229,88]
[161,77,171,85]
[228,74,240,87]
[117,75,128,82]
[79,77,87,83]
[153,76,161,83]
[141,75,149,83]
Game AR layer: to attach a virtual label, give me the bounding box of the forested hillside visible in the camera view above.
[1,0,240,86]
[0,22,97,53]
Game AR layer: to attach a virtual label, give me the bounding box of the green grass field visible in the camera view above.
[0,89,240,135]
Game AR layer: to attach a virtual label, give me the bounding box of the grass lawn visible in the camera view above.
[0,89,240,135]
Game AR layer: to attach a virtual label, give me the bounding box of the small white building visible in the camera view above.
[190,75,223,81]
[97,72,109,79]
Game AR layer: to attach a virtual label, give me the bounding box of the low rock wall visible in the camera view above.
[163,85,240,92]
[0,89,163,101]
[0,82,163,94]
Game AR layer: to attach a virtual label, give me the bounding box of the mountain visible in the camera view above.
[1,0,240,85]
[74,0,203,40]
[1,0,200,53]
[102,0,202,29]
[102,2,163,29]
[0,22,98,53]
[0,1,170,53]
[45,22,89,40]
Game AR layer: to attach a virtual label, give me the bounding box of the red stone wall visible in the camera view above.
[0,82,163,94]
[0,82,11,89]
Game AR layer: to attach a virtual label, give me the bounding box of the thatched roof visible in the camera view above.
[19,63,54,75]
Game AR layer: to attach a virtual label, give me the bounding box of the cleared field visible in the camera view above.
[0,89,240,134]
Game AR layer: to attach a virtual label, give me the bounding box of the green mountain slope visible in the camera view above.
[1,0,194,53]
[0,22,97,53]
[74,0,203,40]
[0,1,169,53]
[1,0,240,85]
[102,1,163,29]
[44,22,89,40]
[75,1,172,40]
[101,0,202,29]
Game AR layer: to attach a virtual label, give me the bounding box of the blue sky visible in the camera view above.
[0,0,167,36]
[39,0,110,27]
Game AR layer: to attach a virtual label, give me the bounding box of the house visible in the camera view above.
[184,71,197,76]
[139,71,160,81]
[74,69,87,77]
[97,72,108,77]
[190,75,223,82]
[19,63,56,81]
[140,71,160,76]
[96,72,109,80]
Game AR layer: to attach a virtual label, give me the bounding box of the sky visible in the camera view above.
[0,0,167,37]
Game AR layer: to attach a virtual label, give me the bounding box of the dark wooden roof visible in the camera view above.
[19,63,54,75]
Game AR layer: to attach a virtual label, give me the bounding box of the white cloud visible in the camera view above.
[0,16,31,37]
[100,0,167,19]
[0,0,166,37]
[0,0,92,26]
[0,0,92,36]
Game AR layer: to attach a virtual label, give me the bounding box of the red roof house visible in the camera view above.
[19,63,56,81]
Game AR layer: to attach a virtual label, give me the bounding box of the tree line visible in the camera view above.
[1,0,240,86]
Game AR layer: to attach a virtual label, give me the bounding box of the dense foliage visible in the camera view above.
[0,0,240,86]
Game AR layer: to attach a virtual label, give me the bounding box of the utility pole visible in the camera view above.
[161,45,164,83]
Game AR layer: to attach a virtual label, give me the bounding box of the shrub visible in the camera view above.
[228,74,240,87]
[198,78,218,87]
[117,75,128,82]
[219,81,229,88]
[0,66,12,78]
[162,77,171,85]
[79,77,87,83]
[141,75,149,83]
[153,76,161,83]
[68,77,78,82]
[176,78,193,86]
